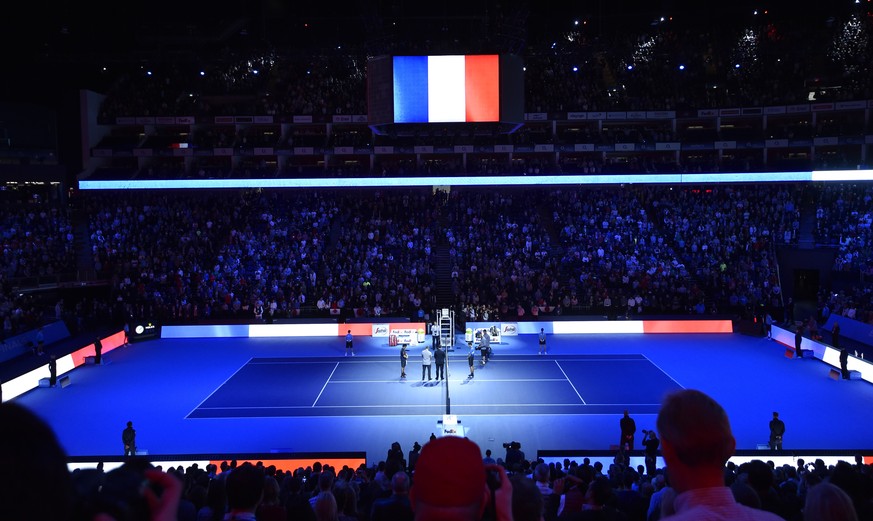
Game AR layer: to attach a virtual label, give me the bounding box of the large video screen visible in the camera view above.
[368,54,523,126]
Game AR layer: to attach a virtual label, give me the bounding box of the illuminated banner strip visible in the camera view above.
[468,320,733,335]
[70,456,366,474]
[552,321,646,334]
[772,325,873,383]
[249,323,345,337]
[394,55,499,123]
[2,331,124,402]
[161,323,427,339]
[161,325,251,338]
[642,320,733,333]
[163,321,730,340]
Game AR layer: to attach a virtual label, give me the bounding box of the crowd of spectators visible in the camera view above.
[446,189,556,321]
[84,190,339,322]
[0,193,75,281]
[0,183,832,326]
[81,5,873,180]
[314,189,443,319]
[646,184,798,314]
[552,186,695,316]
[0,190,76,341]
[818,283,873,327]
[3,391,872,521]
[815,183,873,274]
[6,179,873,334]
[92,8,873,120]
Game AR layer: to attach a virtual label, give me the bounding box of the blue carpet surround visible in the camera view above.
[12,332,873,462]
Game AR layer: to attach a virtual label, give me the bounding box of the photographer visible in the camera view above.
[642,429,660,477]
[503,441,524,471]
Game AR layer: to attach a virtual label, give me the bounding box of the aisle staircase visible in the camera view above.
[71,208,97,282]
[795,186,817,249]
[432,243,455,311]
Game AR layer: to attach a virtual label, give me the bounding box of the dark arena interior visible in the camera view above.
[2,1,873,520]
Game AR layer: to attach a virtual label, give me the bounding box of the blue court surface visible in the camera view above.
[187,354,679,418]
[13,331,873,463]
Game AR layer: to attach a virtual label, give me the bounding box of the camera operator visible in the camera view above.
[503,441,524,471]
[642,429,660,477]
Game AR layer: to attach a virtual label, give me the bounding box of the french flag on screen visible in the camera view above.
[393,55,500,123]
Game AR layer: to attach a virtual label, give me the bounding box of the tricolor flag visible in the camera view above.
[393,55,500,123]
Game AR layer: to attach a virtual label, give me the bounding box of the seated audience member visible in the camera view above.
[0,402,183,521]
[656,389,783,520]
[309,469,335,507]
[333,483,360,521]
[509,473,544,521]
[409,436,512,521]
[559,476,628,520]
[646,474,671,521]
[225,462,265,519]
[256,474,286,521]
[370,471,413,521]
[313,491,339,521]
[533,462,553,496]
[282,476,316,521]
[0,402,75,521]
[729,480,762,509]
[198,477,227,521]
[803,482,859,521]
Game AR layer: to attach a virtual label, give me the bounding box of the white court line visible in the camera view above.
[312,363,339,407]
[327,378,570,383]
[554,360,587,404]
[186,357,254,417]
[641,354,686,389]
[196,401,606,410]
[249,360,347,364]
[249,357,643,365]
[458,357,647,362]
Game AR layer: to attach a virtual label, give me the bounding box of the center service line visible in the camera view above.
[554,360,587,404]
[312,362,340,407]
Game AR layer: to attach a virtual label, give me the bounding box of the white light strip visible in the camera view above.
[552,321,646,334]
[811,170,873,181]
[249,324,339,337]
[79,170,872,191]
[79,169,873,190]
